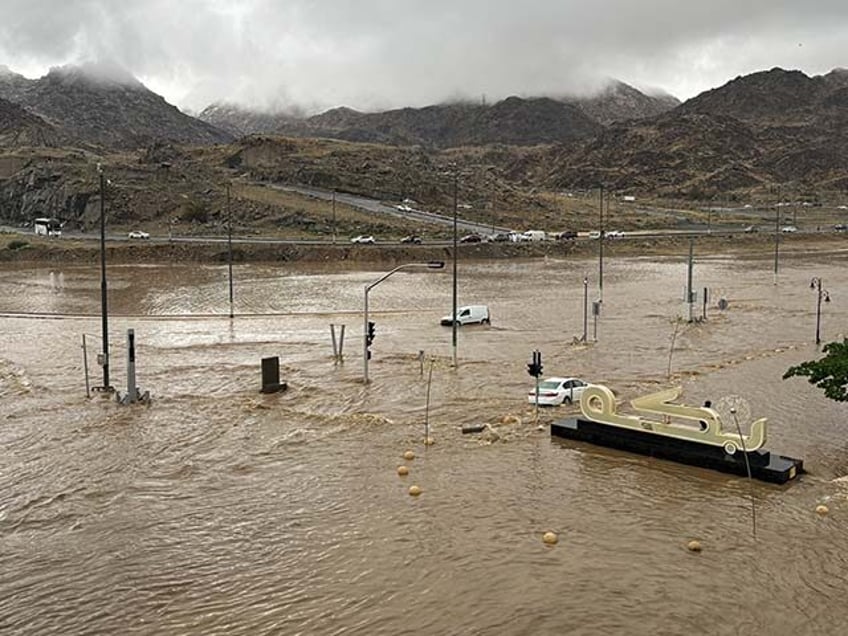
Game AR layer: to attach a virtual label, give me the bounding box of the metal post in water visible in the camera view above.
[126,328,137,403]
[330,324,339,362]
[82,334,90,398]
[339,324,345,360]
[687,238,694,323]
[424,360,434,443]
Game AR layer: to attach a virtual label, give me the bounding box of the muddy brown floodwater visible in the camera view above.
[1,248,847,635]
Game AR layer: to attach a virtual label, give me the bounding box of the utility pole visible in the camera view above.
[227,184,234,319]
[98,165,111,391]
[332,189,337,244]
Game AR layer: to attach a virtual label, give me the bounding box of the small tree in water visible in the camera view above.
[783,338,848,402]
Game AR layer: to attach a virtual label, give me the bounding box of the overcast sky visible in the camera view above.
[1,0,846,114]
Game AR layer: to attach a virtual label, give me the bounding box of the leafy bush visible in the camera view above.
[181,200,209,224]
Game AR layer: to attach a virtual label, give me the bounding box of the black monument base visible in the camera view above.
[551,417,804,484]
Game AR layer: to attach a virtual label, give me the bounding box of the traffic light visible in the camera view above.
[526,350,543,378]
[367,321,376,347]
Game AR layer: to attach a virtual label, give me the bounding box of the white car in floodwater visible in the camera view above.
[528,377,589,406]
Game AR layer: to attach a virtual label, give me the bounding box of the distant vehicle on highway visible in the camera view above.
[606,230,625,239]
[520,230,547,242]
[351,235,376,244]
[128,230,150,239]
[555,230,577,240]
[781,226,798,234]
[588,231,602,239]
[489,232,512,242]
[34,217,62,237]
[834,224,848,232]
[743,225,758,233]
[400,235,422,244]
[459,233,483,243]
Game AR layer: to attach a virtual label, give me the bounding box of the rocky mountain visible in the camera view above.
[273,97,604,147]
[0,64,233,149]
[0,96,61,147]
[198,82,675,146]
[198,102,300,137]
[567,80,680,125]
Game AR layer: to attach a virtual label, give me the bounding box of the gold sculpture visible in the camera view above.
[579,384,767,454]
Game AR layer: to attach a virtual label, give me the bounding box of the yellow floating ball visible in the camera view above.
[542,531,558,545]
[403,450,415,460]
[408,485,422,497]
[397,465,409,476]
[687,540,702,553]
[815,504,829,516]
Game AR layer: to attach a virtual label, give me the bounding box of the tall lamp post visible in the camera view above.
[452,167,459,368]
[598,185,605,301]
[363,261,445,383]
[226,184,234,319]
[581,275,588,342]
[97,163,112,391]
[810,277,831,346]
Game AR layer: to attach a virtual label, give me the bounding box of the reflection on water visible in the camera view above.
[1,252,847,635]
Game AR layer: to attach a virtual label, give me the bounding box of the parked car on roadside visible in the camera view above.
[128,230,150,239]
[459,233,483,243]
[528,377,590,406]
[351,235,376,244]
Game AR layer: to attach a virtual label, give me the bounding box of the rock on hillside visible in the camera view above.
[0,96,62,147]
[0,64,233,149]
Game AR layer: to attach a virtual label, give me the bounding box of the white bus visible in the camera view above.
[34,217,62,237]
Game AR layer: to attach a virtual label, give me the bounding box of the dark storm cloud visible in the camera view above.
[1,0,846,113]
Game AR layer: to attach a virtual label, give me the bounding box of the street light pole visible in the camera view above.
[582,275,588,342]
[98,164,111,391]
[810,277,830,346]
[773,189,780,285]
[363,261,445,383]
[452,168,458,368]
[227,184,234,319]
[598,185,605,301]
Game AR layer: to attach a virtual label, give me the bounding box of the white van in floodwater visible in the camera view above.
[440,305,491,326]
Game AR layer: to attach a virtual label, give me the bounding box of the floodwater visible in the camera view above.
[1,247,847,635]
